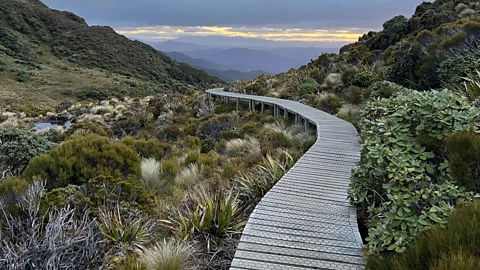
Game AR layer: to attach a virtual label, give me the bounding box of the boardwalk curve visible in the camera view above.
[206,88,364,270]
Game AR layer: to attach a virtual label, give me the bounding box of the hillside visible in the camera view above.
[165,51,272,82]
[233,0,480,97]
[184,47,308,73]
[165,51,231,70]
[0,0,222,106]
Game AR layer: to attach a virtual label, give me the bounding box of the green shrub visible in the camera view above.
[344,86,364,105]
[438,54,480,84]
[162,159,179,178]
[341,69,357,86]
[0,115,7,123]
[76,90,109,101]
[0,128,55,175]
[297,81,318,94]
[350,89,479,253]
[0,177,28,199]
[240,122,258,134]
[67,121,112,137]
[25,135,141,189]
[310,69,326,84]
[162,124,183,140]
[313,94,342,114]
[185,136,201,150]
[184,152,200,166]
[447,131,480,193]
[245,83,265,95]
[367,202,480,270]
[16,70,28,82]
[353,71,375,87]
[123,137,171,160]
[265,131,292,148]
[96,206,153,254]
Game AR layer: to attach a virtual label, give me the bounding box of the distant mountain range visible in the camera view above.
[152,40,339,75]
[165,51,272,82]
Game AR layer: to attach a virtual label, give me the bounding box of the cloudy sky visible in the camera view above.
[43,0,425,47]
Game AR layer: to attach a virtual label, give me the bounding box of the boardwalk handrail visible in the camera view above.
[207,88,364,270]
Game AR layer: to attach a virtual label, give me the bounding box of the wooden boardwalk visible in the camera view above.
[206,88,364,270]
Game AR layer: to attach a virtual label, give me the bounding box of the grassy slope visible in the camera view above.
[0,0,223,106]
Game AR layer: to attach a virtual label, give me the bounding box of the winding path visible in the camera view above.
[206,88,364,270]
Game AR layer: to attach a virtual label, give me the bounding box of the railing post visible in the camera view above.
[295,114,299,124]
[236,98,239,111]
[304,118,309,133]
[274,105,278,117]
[284,108,288,118]
[261,102,265,113]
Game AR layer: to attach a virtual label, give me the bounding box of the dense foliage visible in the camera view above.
[0,128,55,176]
[349,88,480,253]
[367,201,480,269]
[25,134,141,189]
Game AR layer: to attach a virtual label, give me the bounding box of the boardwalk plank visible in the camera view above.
[206,88,364,270]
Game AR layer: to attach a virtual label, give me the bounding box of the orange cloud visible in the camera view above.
[116,25,366,43]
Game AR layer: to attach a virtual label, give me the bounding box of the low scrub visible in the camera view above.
[367,202,480,270]
[25,134,141,189]
[350,89,480,253]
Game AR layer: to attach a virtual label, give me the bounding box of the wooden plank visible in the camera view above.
[206,88,364,269]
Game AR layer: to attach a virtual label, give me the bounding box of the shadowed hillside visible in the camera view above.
[0,0,222,105]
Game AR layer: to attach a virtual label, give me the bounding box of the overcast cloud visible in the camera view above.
[42,0,425,46]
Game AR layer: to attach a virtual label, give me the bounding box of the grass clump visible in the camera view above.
[140,158,163,191]
[225,137,261,158]
[174,164,204,190]
[141,239,196,270]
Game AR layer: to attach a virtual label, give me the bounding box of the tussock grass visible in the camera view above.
[141,239,195,270]
[174,164,204,190]
[140,158,164,191]
[225,137,261,159]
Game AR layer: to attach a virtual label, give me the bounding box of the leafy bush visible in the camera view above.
[382,15,411,47]
[123,137,171,160]
[367,202,480,270]
[141,240,196,270]
[0,177,28,200]
[25,135,141,189]
[240,122,257,134]
[161,159,180,179]
[344,86,364,105]
[310,69,326,84]
[0,128,55,175]
[311,93,342,114]
[45,175,154,213]
[297,81,318,94]
[350,89,480,253]
[447,131,480,193]
[438,54,480,84]
[16,70,28,82]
